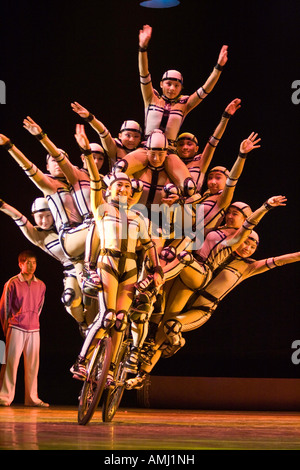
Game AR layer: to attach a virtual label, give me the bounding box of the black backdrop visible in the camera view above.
[0,0,299,405]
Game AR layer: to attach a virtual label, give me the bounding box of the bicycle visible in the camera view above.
[101,330,132,422]
[77,284,157,425]
[77,331,113,425]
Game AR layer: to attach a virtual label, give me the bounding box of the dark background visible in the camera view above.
[0,0,299,405]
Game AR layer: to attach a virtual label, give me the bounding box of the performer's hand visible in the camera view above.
[217,45,228,67]
[0,134,10,146]
[139,24,152,48]
[161,194,180,206]
[240,132,261,154]
[71,102,90,119]
[266,195,287,208]
[23,116,42,135]
[224,98,241,116]
[74,124,90,150]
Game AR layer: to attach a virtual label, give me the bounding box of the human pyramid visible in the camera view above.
[0,25,299,392]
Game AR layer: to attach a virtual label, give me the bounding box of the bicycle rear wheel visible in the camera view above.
[78,336,113,425]
[102,339,131,422]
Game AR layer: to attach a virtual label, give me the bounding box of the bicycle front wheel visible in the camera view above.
[78,336,113,425]
[102,340,131,422]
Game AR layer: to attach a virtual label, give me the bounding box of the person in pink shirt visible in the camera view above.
[0,250,48,407]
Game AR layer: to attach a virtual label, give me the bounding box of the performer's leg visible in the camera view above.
[164,153,196,196]
[120,148,148,175]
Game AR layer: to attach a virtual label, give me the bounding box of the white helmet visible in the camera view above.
[208,166,230,178]
[248,230,260,245]
[109,172,132,188]
[146,129,168,150]
[120,120,142,134]
[229,201,252,218]
[177,132,198,145]
[90,143,104,154]
[31,197,50,214]
[161,70,183,84]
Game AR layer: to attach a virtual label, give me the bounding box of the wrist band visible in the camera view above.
[215,63,224,71]
[2,140,13,150]
[84,113,94,123]
[35,131,47,141]
[238,151,247,159]
[80,147,92,156]
[139,46,148,52]
[264,201,273,210]
[222,111,232,119]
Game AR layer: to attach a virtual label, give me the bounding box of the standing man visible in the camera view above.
[0,250,48,407]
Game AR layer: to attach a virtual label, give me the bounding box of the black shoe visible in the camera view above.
[70,358,87,381]
[124,348,140,373]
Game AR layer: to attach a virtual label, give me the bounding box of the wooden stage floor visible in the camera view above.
[0,405,299,451]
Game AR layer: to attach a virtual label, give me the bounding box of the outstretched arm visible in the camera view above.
[227,195,287,251]
[218,132,261,208]
[138,24,154,105]
[0,134,58,195]
[0,198,48,248]
[74,124,103,214]
[199,98,242,174]
[23,116,81,185]
[186,44,228,113]
[71,101,117,167]
[246,251,300,277]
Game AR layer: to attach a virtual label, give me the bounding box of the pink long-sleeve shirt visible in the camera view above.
[0,273,46,334]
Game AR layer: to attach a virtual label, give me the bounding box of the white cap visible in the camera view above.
[229,201,252,218]
[208,166,230,178]
[146,129,168,150]
[120,120,142,134]
[31,197,50,214]
[90,143,104,154]
[162,70,183,84]
[109,172,132,187]
[248,230,260,245]
[177,132,198,145]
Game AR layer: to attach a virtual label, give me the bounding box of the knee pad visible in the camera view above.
[163,183,181,199]
[129,295,152,324]
[160,245,177,262]
[102,309,116,329]
[160,336,186,358]
[183,177,196,197]
[114,310,128,332]
[61,288,76,307]
[163,319,183,346]
[177,250,194,266]
[131,179,144,195]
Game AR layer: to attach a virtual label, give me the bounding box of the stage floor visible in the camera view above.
[0,406,299,450]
